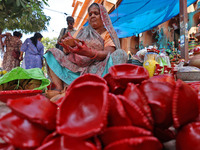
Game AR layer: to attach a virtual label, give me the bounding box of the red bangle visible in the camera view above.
[90,50,98,59]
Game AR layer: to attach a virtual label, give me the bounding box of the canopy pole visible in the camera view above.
[179,0,189,62]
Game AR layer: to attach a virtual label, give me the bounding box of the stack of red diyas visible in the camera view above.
[0,64,199,150]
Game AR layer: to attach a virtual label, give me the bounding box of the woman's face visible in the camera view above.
[67,21,74,29]
[88,5,104,29]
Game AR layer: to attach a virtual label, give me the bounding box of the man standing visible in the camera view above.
[56,16,76,51]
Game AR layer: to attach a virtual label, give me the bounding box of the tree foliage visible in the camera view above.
[41,37,57,52]
[0,0,50,33]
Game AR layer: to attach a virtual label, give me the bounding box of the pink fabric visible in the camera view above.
[46,3,120,76]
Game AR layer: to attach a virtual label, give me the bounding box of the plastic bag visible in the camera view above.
[0,67,50,90]
[21,59,26,69]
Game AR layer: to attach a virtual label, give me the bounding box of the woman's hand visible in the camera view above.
[19,56,23,61]
[63,48,70,54]
[69,40,116,61]
[58,42,71,55]
[68,40,91,56]
[67,40,99,59]
[61,32,74,41]
[60,32,76,54]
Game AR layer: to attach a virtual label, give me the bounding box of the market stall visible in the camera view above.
[0,64,199,149]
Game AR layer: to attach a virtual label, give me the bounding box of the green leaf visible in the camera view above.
[20,0,26,8]
[1,0,50,33]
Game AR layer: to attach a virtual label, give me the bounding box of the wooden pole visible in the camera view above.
[179,0,189,62]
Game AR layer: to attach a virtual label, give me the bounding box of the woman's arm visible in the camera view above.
[19,51,23,61]
[18,40,22,51]
[89,46,115,60]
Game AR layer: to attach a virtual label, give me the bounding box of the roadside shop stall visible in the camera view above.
[0,0,200,149]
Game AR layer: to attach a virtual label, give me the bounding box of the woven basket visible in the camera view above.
[177,71,200,81]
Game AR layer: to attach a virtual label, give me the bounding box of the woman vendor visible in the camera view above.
[44,3,127,91]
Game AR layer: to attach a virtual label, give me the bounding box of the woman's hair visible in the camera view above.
[88,3,99,12]
[30,32,43,47]
[13,31,22,38]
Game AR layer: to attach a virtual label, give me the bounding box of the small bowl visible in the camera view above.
[0,90,43,103]
[7,94,57,130]
[108,64,149,90]
[99,126,152,146]
[104,136,163,150]
[62,39,80,47]
[57,82,109,139]
[67,73,107,92]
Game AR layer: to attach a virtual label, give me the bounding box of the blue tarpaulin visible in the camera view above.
[109,0,197,38]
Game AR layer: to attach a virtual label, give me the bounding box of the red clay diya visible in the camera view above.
[0,112,49,149]
[108,64,149,84]
[117,95,153,131]
[67,73,107,92]
[104,136,162,150]
[0,143,15,150]
[7,94,57,130]
[193,45,200,54]
[140,80,174,129]
[172,80,199,129]
[107,93,132,127]
[37,135,97,150]
[0,90,43,103]
[105,64,149,94]
[176,122,200,150]
[103,73,124,94]
[99,126,152,147]
[123,83,154,125]
[57,82,109,139]
[147,74,176,86]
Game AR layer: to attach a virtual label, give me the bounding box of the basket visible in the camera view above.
[176,71,200,81]
[0,90,43,103]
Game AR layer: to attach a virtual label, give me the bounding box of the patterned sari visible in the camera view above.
[3,36,22,71]
[44,3,127,84]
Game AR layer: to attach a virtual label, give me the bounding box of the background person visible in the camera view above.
[2,31,22,71]
[56,16,76,51]
[0,30,6,67]
[20,32,44,69]
[44,3,127,91]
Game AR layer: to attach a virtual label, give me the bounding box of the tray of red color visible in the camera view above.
[0,90,43,103]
